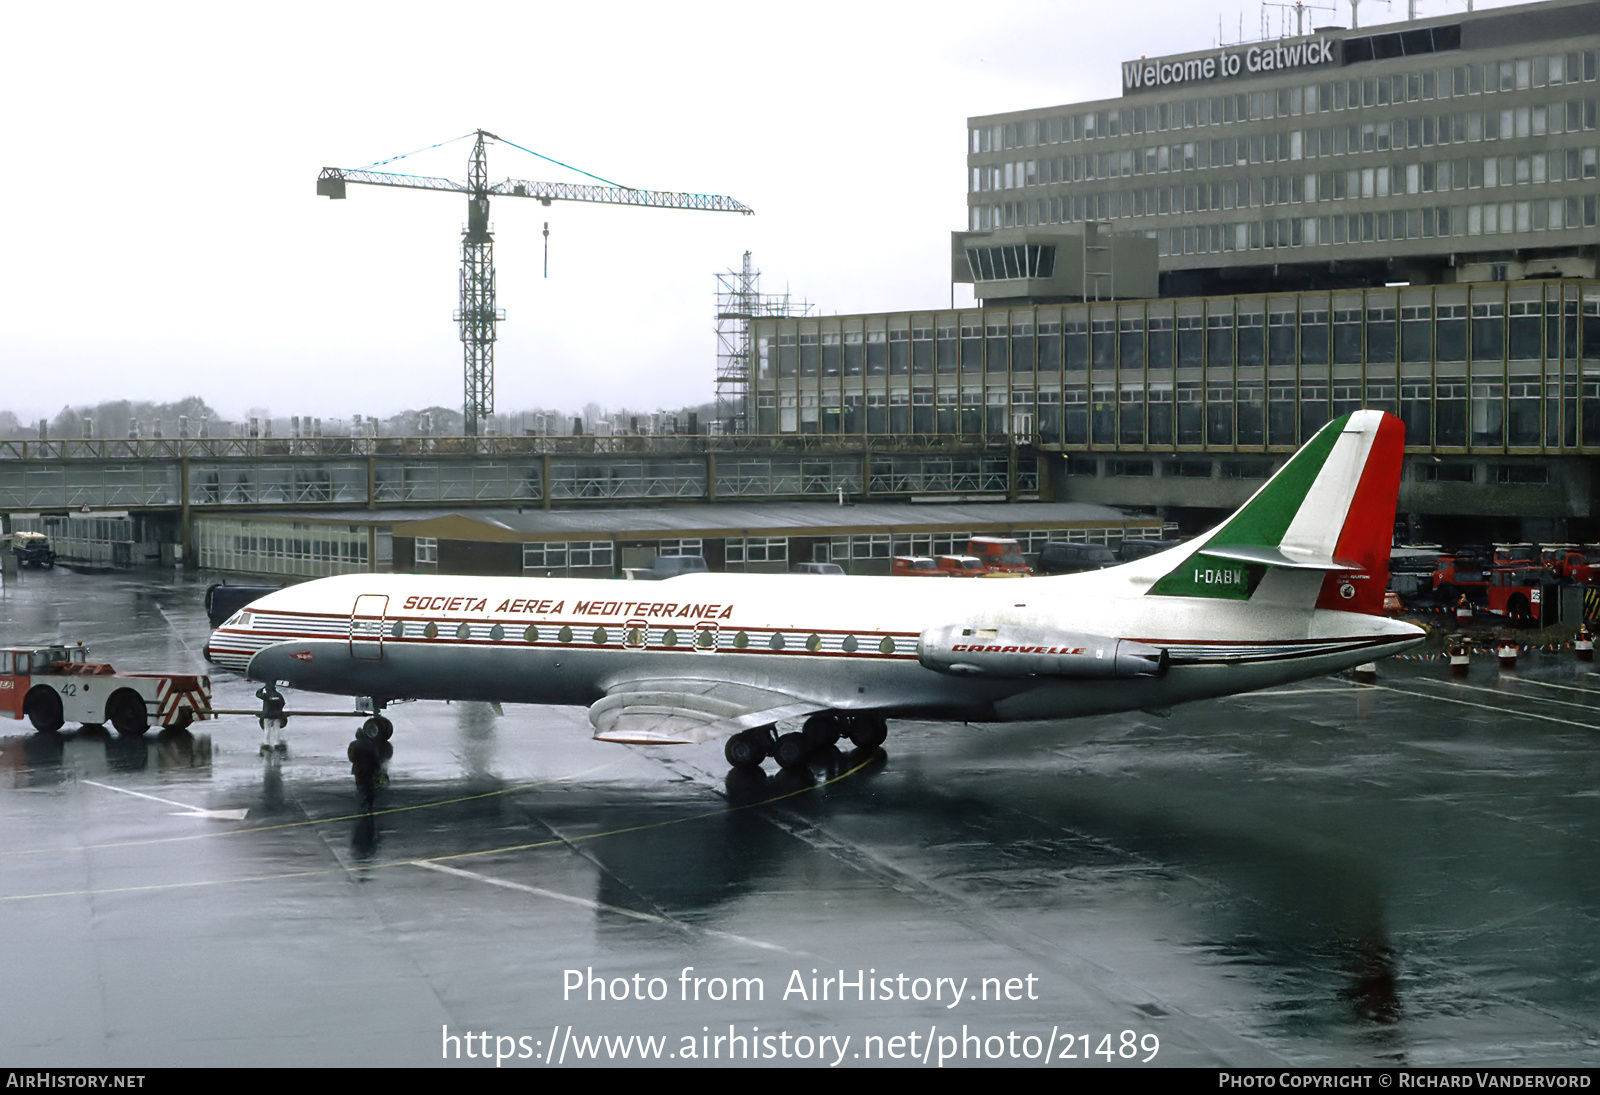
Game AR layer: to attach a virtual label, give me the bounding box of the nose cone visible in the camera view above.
[204,620,255,672]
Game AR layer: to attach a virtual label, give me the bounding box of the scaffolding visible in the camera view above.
[714,252,812,434]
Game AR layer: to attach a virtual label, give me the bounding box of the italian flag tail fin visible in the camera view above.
[1148,410,1406,614]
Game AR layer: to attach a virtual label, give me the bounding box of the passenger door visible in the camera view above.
[349,595,389,661]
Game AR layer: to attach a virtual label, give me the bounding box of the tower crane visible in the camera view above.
[316,129,752,436]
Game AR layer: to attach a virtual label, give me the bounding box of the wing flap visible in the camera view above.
[589,678,827,745]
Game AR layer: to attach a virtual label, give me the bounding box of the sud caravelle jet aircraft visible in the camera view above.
[207,410,1424,772]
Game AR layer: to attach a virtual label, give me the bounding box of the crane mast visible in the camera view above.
[316,129,751,436]
[456,132,499,434]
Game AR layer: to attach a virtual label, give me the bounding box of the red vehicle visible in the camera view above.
[2,643,212,735]
[890,555,947,577]
[1431,554,1490,604]
[964,536,1033,575]
[1492,542,1538,569]
[1545,547,1600,586]
[1483,567,1557,624]
[936,554,987,577]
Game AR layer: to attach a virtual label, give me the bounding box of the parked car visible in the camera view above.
[1036,542,1118,575]
[792,562,846,575]
[625,555,709,580]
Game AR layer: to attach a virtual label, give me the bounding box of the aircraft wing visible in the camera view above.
[588,678,829,745]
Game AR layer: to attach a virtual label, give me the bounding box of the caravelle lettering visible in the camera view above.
[951,644,1088,655]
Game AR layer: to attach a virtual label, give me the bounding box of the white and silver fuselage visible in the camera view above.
[208,565,1424,725]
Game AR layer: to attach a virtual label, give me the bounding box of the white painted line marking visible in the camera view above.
[1408,677,1600,712]
[412,860,795,954]
[81,779,249,821]
[1244,687,1368,697]
[1364,686,1600,731]
[1499,677,1600,697]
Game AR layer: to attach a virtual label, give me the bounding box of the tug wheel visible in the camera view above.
[109,692,149,736]
[24,688,64,733]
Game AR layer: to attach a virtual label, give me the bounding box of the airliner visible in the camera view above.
[207,410,1423,771]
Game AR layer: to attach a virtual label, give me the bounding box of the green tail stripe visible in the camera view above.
[1148,414,1348,600]
[1203,413,1348,551]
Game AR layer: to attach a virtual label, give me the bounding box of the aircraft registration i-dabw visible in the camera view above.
[206,410,1424,774]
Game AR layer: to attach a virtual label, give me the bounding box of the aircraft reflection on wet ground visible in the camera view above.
[1,566,1597,1068]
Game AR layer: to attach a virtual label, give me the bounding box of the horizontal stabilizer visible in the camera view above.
[1202,544,1364,571]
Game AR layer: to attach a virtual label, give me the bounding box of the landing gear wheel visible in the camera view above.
[845,715,888,750]
[24,689,64,733]
[724,730,767,770]
[359,715,392,741]
[773,732,812,771]
[802,713,844,747]
[109,693,149,736]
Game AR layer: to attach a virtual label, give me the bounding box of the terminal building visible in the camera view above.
[747,0,1600,543]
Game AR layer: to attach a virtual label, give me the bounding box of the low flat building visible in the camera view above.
[190,502,1163,579]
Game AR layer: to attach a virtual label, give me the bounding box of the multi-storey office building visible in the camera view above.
[964,0,1600,294]
[747,0,1600,539]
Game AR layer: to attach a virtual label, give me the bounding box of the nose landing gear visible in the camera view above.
[348,701,393,810]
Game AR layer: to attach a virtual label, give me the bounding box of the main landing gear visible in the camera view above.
[724,712,888,772]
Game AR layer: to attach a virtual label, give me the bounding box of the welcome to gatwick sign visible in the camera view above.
[1122,37,1337,92]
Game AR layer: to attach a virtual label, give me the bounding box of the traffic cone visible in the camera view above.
[1496,638,1519,670]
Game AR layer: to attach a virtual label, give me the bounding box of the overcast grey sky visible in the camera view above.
[1,0,1523,424]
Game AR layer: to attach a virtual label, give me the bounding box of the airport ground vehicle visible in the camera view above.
[11,532,55,569]
[1544,546,1600,586]
[1482,566,1558,624]
[206,583,284,628]
[936,554,986,577]
[965,536,1032,574]
[2,643,212,735]
[1116,538,1181,563]
[1431,553,1492,605]
[891,556,946,576]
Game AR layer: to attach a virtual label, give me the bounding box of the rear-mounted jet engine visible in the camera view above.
[918,624,1169,679]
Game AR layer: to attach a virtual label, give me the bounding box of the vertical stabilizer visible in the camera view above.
[1148,410,1405,614]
